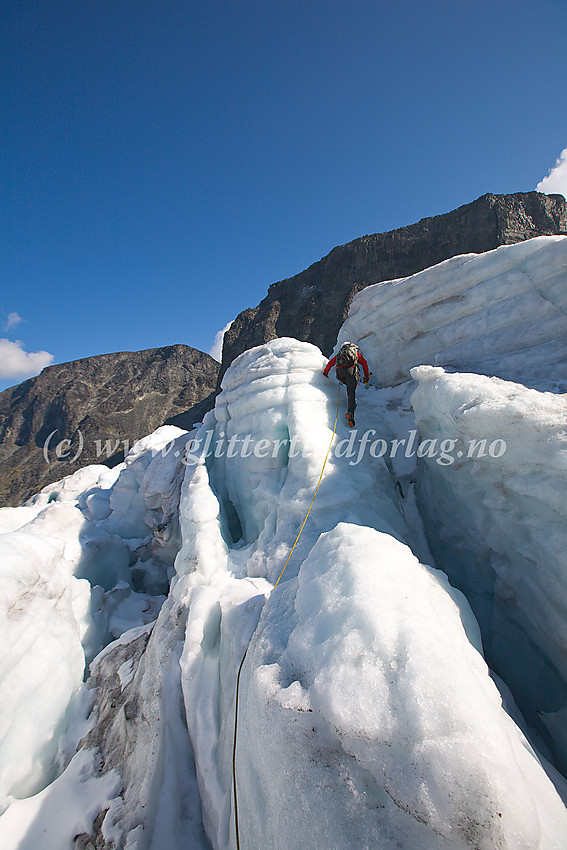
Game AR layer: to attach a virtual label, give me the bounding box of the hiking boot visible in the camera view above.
[345,413,355,427]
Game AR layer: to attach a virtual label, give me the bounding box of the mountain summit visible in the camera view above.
[0,344,220,507]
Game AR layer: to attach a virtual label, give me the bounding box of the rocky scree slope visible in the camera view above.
[221,191,567,378]
[0,344,220,507]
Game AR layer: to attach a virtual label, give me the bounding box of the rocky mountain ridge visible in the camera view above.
[0,344,220,507]
[221,191,567,375]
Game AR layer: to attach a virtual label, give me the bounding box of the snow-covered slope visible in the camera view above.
[0,237,566,848]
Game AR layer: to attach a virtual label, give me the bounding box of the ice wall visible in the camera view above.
[0,428,185,823]
[410,365,567,772]
[339,235,567,389]
[177,338,412,847]
[0,507,91,807]
[236,522,567,849]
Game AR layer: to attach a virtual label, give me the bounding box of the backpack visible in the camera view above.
[336,342,359,368]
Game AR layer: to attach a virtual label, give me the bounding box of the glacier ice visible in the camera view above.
[0,237,566,847]
[236,522,567,849]
[337,235,567,772]
[409,365,567,772]
[175,338,567,849]
[0,428,186,817]
[339,235,567,390]
[0,513,91,807]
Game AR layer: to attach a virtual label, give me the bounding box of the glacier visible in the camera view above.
[0,236,566,848]
[338,234,567,390]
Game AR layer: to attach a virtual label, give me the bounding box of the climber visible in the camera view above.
[323,341,370,427]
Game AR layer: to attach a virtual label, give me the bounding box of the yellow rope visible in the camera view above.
[232,644,247,850]
[232,382,341,849]
[273,383,341,588]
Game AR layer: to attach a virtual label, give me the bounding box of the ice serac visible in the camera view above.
[337,235,567,775]
[409,366,567,773]
[174,340,567,849]
[0,509,91,809]
[0,427,186,833]
[238,525,567,849]
[339,235,567,389]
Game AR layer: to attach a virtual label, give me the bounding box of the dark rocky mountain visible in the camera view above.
[0,344,220,507]
[221,192,567,377]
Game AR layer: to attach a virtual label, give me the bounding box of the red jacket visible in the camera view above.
[324,351,369,379]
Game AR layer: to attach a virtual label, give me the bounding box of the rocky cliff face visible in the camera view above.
[0,344,220,507]
[221,192,567,376]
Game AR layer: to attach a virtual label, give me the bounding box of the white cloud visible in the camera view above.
[3,312,23,331]
[209,320,233,362]
[536,147,567,198]
[0,339,54,381]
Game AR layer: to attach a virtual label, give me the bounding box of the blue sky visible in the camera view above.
[2,0,567,390]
